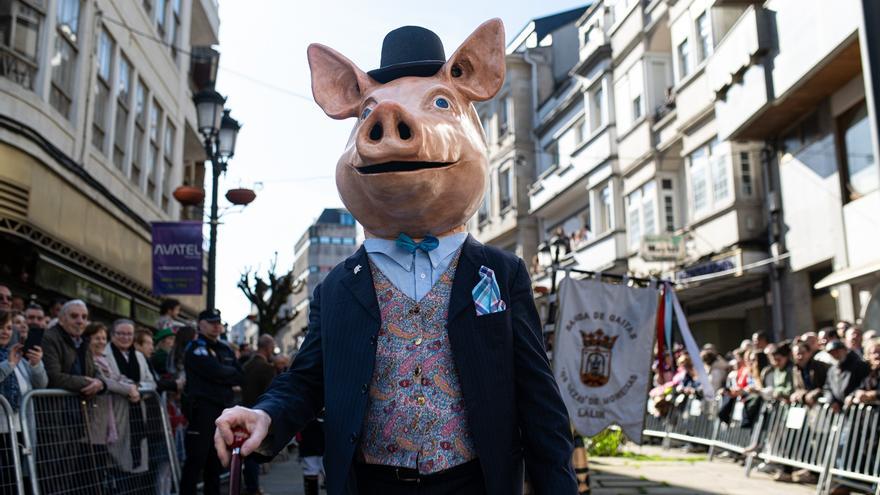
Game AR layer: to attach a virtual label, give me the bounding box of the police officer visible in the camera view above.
[181,309,244,495]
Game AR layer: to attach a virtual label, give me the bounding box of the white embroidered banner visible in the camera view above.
[553,277,657,443]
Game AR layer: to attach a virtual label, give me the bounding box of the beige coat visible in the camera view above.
[97,345,156,473]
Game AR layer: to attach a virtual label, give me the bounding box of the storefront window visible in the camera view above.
[839,101,878,200]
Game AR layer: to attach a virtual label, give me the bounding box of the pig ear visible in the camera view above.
[442,18,506,102]
[307,43,373,120]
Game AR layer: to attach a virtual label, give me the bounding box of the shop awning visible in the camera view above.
[814,259,880,290]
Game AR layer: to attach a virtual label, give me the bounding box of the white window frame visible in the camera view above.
[92,26,115,154]
[589,83,605,133]
[695,11,713,62]
[676,38,691,81]
[593,182,615,234]
[659,176,678,233]
[499,164,513,211]
[497,95,511,138]
[626,181,658,251]
[113,54,132,170]
[688,137,732,219]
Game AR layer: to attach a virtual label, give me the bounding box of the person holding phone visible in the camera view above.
[0,309,47,424]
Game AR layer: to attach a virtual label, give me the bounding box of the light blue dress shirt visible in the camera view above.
[364,232,468,301]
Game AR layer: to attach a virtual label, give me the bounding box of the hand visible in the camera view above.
[80,377,103,396]
[175,376,185,391]
[25,346,42,366]
[128,384,141,403]
[214,406,272,467]
[6,344,23,367]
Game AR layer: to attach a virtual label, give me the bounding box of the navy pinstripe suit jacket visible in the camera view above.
[253,235,576,494]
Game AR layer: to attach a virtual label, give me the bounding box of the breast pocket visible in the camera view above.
[474,310,511,347]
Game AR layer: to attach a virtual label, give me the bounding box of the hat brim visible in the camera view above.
[367,60,445,84]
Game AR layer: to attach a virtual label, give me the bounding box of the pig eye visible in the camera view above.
[361,107,372,120]
[434,97,450,109]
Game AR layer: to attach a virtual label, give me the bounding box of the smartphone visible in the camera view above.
[23,326,44,354]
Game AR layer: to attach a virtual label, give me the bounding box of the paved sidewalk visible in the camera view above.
[590,445,815,494]
[253,451,327,495]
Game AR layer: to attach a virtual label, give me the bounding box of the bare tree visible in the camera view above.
[237,253,296,336]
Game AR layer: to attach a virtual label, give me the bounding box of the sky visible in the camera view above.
[212,0,590,322]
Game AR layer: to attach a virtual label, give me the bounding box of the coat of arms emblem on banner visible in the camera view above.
[579,329,619,387]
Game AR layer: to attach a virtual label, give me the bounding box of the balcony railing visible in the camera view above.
[0,46,38,91]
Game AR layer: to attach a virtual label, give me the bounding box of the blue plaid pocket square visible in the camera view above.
[472,265,507,316]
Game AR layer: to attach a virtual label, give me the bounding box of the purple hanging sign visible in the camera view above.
[152,222,203,295]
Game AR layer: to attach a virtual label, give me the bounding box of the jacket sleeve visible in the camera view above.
[509,258,578,494]
[137,352,157,391]
[186,345,244,386]
[253,284,325,458]
[43,332,91,392]
[27,361,48,389]
[95,357,135,396]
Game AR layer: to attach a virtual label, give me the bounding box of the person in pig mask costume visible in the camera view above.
[215,19,577,495]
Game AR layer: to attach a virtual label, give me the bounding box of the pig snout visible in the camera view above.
[356,101,421,164]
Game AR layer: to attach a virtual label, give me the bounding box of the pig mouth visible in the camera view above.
[356,161,456,175]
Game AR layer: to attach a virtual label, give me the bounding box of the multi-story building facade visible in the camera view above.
[0,0,219,325]
[468,6,588,267]
[277,208,358,353]
[472,1,879,348]
[706,0,880,336]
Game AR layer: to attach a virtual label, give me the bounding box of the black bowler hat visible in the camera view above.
[198,308,222,322]
[367,26,446,84]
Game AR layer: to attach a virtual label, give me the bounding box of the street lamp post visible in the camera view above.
[193,90,241,311]
[538,234,570,328]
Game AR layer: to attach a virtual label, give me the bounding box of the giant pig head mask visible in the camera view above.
[307,19,505,238]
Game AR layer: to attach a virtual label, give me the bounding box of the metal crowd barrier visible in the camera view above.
[18,388,180,495]
[821,404,880,495]
[643,395,880,495]
[0,394,26,495]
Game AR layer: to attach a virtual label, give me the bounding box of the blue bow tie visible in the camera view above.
[396,233,439,254]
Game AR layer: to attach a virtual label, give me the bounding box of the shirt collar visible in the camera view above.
[364,232,468,272]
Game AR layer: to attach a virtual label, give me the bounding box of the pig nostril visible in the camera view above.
[369,123,383,141]
[397,122,412,140]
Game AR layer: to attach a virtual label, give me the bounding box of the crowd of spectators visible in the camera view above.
[650,321,880,490]
[0,284,296,494]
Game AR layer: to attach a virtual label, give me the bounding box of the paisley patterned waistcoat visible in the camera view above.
[359,251,477,474]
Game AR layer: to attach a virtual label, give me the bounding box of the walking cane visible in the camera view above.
[229,427,248,494]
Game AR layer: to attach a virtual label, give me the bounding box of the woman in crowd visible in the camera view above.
[701,349,728,394]
[0,309,46,494]
[672,354,700,393]
[761,342,794,402]
[133,329,182,394]
[11,311,27,343]
[103,319,155,483]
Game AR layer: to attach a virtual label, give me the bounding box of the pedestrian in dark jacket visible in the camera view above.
[791,341,828,405]
[39,300,105,495]
[241,334,277,495]
[42,300,103,395]
[823,341,870,411]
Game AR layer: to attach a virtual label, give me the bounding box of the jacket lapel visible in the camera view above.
[341,246,381,323]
